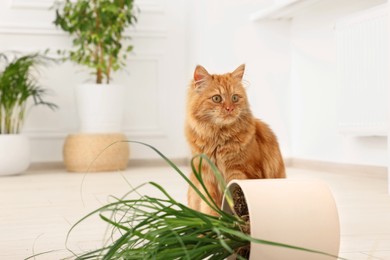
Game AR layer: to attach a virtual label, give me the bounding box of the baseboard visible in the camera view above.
[128,158,189,167]
[29,157,387,179]
[28,162,66,172]
[28,157,190,172]
[283,157,294,167]
[287,158,387,178]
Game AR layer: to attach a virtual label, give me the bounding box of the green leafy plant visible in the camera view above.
[0,52,57,134]
[63,142,344,260]
[53,0,138,84]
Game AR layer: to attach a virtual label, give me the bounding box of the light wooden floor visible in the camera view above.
[0,164,389,259]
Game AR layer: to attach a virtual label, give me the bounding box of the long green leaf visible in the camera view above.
[61,141,347,260]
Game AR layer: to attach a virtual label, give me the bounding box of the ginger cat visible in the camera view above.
[186,64,285,216]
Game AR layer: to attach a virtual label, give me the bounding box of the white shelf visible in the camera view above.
[250,0,321,21]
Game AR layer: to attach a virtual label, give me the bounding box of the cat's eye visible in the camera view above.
[232,94,239,103]
[212,95,222,103]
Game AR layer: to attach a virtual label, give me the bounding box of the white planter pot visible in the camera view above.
[75,83,125,133]
[0,134,30,176]
[222,179,340,260]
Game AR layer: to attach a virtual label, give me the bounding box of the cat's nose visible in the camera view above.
[225,106,234,113]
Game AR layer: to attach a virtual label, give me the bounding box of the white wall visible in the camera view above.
[0,0,190,162]
[188,0,292,158]
[189,0,389,167]
[289,0,387,166]
[1,0,387,167]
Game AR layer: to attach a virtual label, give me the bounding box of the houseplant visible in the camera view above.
[53,0,138,172]
[0,52,57,176]
[63,142,342,259]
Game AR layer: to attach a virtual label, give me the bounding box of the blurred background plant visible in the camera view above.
[53,0,138,84]
[0,52,58,134]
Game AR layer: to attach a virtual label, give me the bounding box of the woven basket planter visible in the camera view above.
[63,133,129,172]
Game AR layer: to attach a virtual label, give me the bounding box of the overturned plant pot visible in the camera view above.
[63,133,129,172]
[222,179,340,260]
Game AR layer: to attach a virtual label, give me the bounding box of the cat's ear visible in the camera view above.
[231,64,245,81]
[193,65,210,89]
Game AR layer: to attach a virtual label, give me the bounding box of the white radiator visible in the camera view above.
[336,4,388,136]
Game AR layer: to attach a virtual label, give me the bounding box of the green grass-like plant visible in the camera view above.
[0,52,57,134]
[63,141,344,260]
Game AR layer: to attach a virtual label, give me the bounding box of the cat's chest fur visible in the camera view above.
[187,120,255,165]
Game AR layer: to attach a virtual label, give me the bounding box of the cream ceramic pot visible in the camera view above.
[222,179,340,260]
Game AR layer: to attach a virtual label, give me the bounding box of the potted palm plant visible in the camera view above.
[0,52,57,176]
[53,0,138,172]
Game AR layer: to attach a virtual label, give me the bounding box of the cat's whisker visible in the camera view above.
[242,79,251,88]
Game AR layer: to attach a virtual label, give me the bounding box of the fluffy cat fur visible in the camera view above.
[186,64,286,216]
